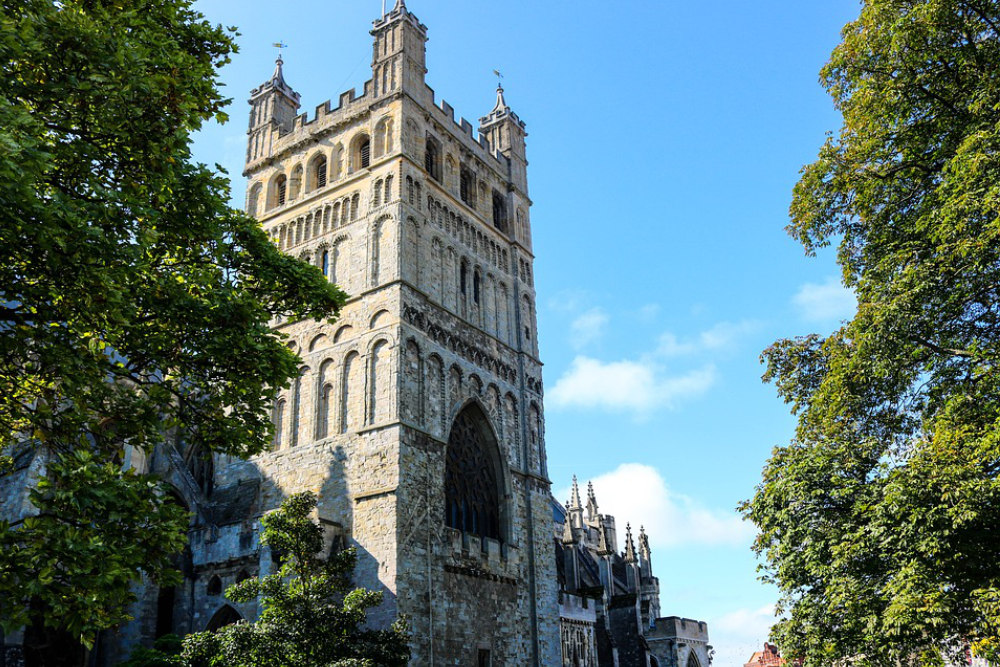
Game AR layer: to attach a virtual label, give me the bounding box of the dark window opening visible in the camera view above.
[206,606,243,632]
[460,263,467,295]
[479,649,492,667]
[236,569,251,584]
[360,140,371,169]
[322,250,330,277]
[425,139,440,181]
[492,191,507,233]
[316,157,328,188]
[460,168,476,207]
[155,586,176,639]
[276,176,287,207]
[207,575,222,596]
[444,405,502,542]
[187,447,213,498]
[473,272,481,305]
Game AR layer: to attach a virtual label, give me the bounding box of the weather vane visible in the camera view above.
[493,69,504,89]
[272,41,288,60]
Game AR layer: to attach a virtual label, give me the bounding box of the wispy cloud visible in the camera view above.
[793,276,856,323]
[658,320,760,357]
[556,463,754,550]
[569,307,609,350]
[549,357,716,414]
[710,604,779,667]
[550,320,757,415]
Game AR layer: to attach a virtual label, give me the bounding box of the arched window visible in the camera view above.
[274,175,287,208]
[460,261,468,296]
[445,404,503,541]
[235,570,251,584]
[407,176,414,204]
[247,182,263,217]
[206,606,243,632]
[312,155,328,189]
[460,167,476,207]
[290,164,303,200]
[374,117,394,158]
[492,190,507,233]
[384,174,393,203]
[360,138,371,169]
[273,399,286,449]
[207,575,222,596]
[322,250,330,277]
[350,134,372,173]
[351,194,360,220]
[425,137,441,181]
[374,180,383,208]
[473,270,481,305]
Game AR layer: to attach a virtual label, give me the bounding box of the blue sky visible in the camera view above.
[190,1,861,664]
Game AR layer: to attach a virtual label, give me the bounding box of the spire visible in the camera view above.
[639,525,651,556]
[586,481,599,521]
[271,56,286,88]
[569,476,582,510]
[492,84,509,114]
[624,523,637,563]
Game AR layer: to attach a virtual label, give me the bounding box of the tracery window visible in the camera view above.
[445,405,502,541]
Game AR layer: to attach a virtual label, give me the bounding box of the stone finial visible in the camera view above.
[492,84,508,114]
[624,523,637,563]
[394,0,407,10]
[639,525,651,556]
[271,56,287,87]
[586,480,599,520]
[569,475,582,510]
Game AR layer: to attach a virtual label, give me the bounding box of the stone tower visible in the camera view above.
[237,2,558,665]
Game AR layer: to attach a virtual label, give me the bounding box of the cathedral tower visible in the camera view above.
[237,3,558,664]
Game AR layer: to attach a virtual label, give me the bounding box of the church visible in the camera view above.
[1,2,711,665]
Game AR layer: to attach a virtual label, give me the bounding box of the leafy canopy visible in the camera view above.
[182,492,411,667]
[0,0,345,648]
[743,1,1000,665]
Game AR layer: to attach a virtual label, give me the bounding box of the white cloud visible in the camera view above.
[548,357,715,414]
[709,605,779,667]
[556,463,753,550]
[569,307,609,350]
[638,304,661,321]
[658,320,759,357]
[793,276,857,323]
[550,319,758,414]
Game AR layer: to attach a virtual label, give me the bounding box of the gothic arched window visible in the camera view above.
[445,404,503,542]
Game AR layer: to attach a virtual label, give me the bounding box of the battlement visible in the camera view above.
[649,616,711,643]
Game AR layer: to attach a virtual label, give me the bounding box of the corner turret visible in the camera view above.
[479,84,528,195]
[246,56,301,168]
[371,0,427,99]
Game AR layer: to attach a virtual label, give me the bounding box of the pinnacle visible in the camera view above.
[569,475,582,509]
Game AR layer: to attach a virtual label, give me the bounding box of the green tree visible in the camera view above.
[742,1,1000,665]
[0,0,345,650]
[182,492,410,667]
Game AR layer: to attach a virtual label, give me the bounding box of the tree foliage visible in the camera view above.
[743,1,1000,664]
[182,492,411,667]
[0,0,345,648]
